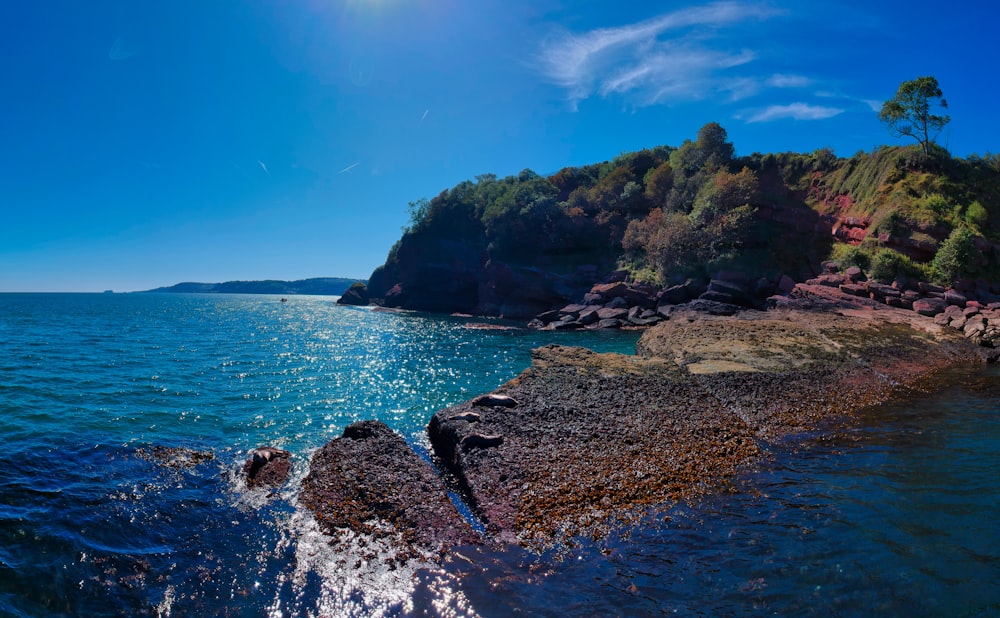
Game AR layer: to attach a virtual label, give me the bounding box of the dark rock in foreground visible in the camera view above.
[243,446,291,488]
[300,420,475,558]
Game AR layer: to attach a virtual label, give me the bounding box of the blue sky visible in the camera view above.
[1,0,996,292]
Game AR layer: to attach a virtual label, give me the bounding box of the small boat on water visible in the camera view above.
[280,298,288,302]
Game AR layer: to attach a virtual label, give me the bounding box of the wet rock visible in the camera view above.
[593,318,623,329]
[135,445,215,469]
[429,310,976,549]
[243,446,291,488]
[300,420,474,556]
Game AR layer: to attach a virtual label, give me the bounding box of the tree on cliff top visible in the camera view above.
[879,76,950,155]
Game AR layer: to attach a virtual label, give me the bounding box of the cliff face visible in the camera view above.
[368,233,601,319]
[367,129,1000,320]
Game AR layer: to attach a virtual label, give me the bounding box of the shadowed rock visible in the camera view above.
[300,420,476,558]
[472,394,518,408]
[243,446,291,488]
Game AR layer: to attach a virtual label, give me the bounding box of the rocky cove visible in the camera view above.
[261,275,996,566]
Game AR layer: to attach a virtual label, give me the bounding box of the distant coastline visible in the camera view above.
[140,277,366,296]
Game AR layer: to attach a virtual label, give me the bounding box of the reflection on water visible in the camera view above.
[1,294,998,616]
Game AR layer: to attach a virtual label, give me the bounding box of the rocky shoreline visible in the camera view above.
[264,275,995,563]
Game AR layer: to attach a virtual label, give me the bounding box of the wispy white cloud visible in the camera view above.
[746,102,844,123]
[766,73,812,88]
[338,162,360,174]
[258,160,271,176]
[537,2,781,108]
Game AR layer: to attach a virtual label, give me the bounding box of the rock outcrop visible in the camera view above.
[300,420,475,558]
[243,446,291,488]
[336,283,369,306]
[429,295,977,548]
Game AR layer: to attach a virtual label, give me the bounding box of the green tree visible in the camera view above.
[878,76,950,155]
[931,225,980,284]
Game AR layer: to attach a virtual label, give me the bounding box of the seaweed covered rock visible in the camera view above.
[243,446,291,488]
[300,420,475,558]
[429,301,977,549]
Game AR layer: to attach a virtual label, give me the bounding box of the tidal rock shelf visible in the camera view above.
[302,285,982,557]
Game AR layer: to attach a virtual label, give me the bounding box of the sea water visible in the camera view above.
[0,293,997,616]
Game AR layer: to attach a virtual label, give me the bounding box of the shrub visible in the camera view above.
[931,226,980,284]
[830,244,872,270]
[965,201,988,230]
[869,248,928,283]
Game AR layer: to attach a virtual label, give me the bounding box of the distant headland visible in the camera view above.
[141,277,365,296]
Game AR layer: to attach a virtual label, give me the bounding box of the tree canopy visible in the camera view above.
[878,76,950,155]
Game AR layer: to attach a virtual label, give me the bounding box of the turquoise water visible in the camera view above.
[1,293,998,616]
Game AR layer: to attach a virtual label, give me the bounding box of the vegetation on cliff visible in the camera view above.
[369,104,1000,316]
[143,277,365,296]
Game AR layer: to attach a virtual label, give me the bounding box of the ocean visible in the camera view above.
[0,293,997,617]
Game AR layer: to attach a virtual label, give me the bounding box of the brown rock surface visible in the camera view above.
[243,446,292,488]
[428,287,977,549]
[301,420,475,559]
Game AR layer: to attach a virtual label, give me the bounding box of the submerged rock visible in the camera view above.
[135,445,214,469]
[300,420,475,558]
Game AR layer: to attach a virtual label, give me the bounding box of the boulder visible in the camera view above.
[593,318,623,329]
[606,296,629,309]
[597,307,629,321]
[944,290,968,307]
[243,446,291,488]
[590,282,627,300]
[840,283,868,297]
[912,297,948,316]
[336,283,369,306]
[578,308,601,325]
[964,318,987,339]
[699,290,741,305]
[708,278,749,299]
[300,420,474,556]
[867,282,901,299]
[808,274,848,288]
[660,282,693,305]
[844,266,866,282]
[558,304,589,318]
[623,285,658,309]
